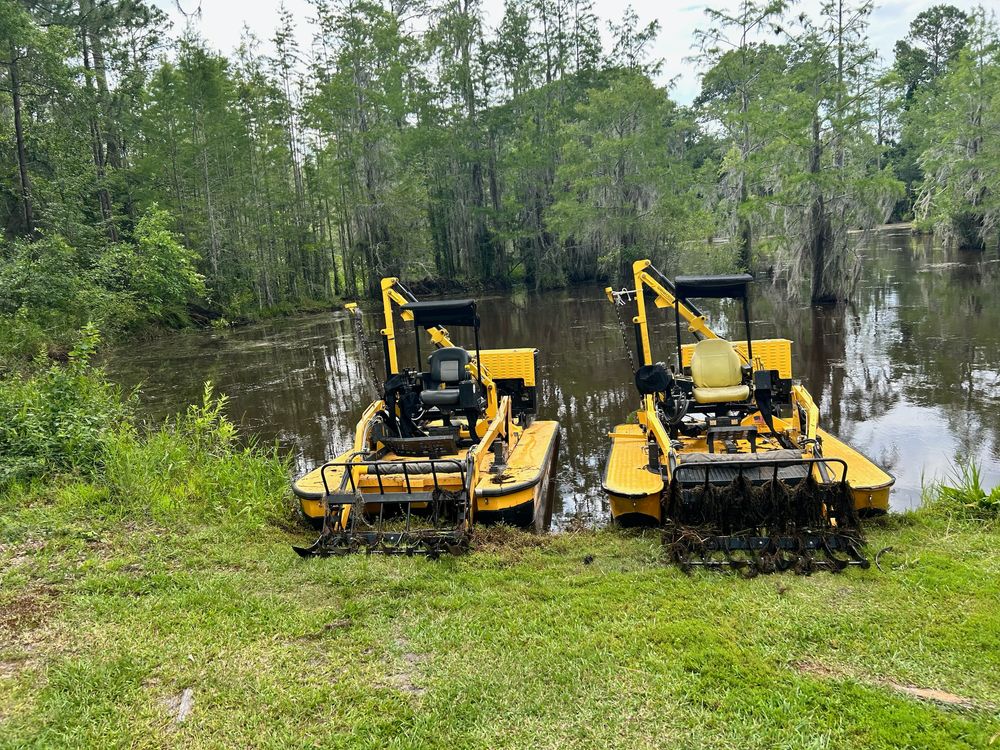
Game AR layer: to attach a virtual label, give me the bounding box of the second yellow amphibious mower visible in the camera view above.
[292,278,560,557]
[604,260,894,573]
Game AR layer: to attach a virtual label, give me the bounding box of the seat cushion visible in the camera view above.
[693,384,751,404]
[421,388,461,407]
[427,347,471,385]
[690,338,743,389]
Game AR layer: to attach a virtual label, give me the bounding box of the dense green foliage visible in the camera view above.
[0,206,203,359]
[908,9,1000,249]
[2,0,997,321]
[0,326,127,482]
[0,331,288,521]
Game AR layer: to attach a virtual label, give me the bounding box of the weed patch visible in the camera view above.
[924,459,1000,523]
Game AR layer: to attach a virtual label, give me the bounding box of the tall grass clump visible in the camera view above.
[102,383,290,525]
[1,326,290,527]
[923,459,1000,524]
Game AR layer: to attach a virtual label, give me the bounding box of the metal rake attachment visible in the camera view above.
[293,486,472,559]
[664,525,869,576]
[292,529,471,558]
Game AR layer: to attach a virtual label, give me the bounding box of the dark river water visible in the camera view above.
[104,228,1000,522]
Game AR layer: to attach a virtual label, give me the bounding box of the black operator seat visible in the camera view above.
[420,347,472,407]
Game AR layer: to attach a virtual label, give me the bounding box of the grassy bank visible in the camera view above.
[2,350,998,748]
[2,489,997,748]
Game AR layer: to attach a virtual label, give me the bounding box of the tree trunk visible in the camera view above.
[201,138,221,281]
[808,112,837,305]
[8,50,34,235]
[81,29,118,241]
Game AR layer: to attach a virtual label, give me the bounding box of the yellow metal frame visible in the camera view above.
[466,396,514,523]
[605,259,721,368]
[791,383,819,444]
[377,277,499,419]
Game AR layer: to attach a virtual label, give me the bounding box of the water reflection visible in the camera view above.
[104,229,1000,519]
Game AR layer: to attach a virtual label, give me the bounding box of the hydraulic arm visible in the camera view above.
[605,259,719,369]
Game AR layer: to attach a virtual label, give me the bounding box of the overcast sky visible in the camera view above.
[154,0,984,104]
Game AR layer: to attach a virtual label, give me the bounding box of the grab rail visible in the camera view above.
[320,458,467,498]
[672,456,849,488]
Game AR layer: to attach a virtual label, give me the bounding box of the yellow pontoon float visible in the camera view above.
[293,278,560,557]
[604,260,894,573]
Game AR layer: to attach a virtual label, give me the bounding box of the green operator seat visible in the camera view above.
[690,338,751,404]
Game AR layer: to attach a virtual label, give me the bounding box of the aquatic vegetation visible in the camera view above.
[925,459,1000,523]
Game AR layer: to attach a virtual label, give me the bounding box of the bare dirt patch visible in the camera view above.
[879,682,985,710]
[1,539,47,571]
[160,687,196,726]
[792,659,847,680]
[0,587,58,635]
[0,659,33,679]
[387,637,427,696]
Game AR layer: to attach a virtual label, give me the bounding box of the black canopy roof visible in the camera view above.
[401,299,479,328]
[674,274,753,300]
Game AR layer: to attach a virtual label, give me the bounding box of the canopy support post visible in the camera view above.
[474,322,482,389]
[742,295,754,363]
[674,299,683,372]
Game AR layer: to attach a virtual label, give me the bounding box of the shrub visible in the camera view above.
[0,234,105,359]
[101,382,290,526]
[0,206,206,361]
[0,340,290,526]
[0,325,131,485]
[94,206,205,325]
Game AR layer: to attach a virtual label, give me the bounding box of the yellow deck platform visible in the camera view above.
[816,428,894,513]
[603,424,662,524]
[603,424,663,498]
[475,421,559,498]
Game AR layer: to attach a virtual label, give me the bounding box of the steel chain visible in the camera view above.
[349,307,381,400]
[611,288,637,374]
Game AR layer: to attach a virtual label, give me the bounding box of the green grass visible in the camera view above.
[1,489,998,749]
[923,458,1000,523]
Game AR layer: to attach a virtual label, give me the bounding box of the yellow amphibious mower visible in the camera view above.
[292,278,560,557]
[604,260,894,573]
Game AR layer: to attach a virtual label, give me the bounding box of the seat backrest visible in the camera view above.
[427,347,471,385]
[690,338,742,389]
